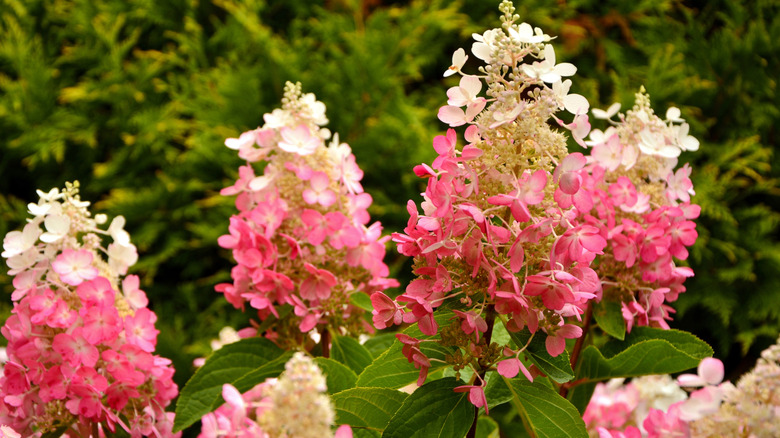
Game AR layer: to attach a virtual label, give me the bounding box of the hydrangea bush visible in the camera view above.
[0,183,179,437]
[2,2,776,438]
[372,0,702,412]
[168,3,717,437]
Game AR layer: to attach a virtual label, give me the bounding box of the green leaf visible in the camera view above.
[41,426,71,438]
[569,328,712,412]
[357,308,457,388]
[382,377,473,438]
[577,327,713,382]
[350,291,374,312]
[331,335,374,374]
[484,371,513,410]
[593,300,626,340]
[356,340,453,389]
[503,378,588,438]
[568,381,597,415]
[173,338,293,432]
[364,332,398,358]
[332,387,408,437]
[506,328,575,383]
[314,357,358,394]
[476,416,500,438]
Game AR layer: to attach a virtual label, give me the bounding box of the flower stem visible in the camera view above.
[467,305,497,438]
[321,326,331,359]
[559,302,593,398]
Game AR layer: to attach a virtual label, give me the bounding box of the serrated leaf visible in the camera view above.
[577,327,713,383]
[507,328,575,383]
[382,377,473,438]
[332,335,374,374]
[593,299,626,340]
[357,309,456,389]
[173,338,293,432]
[332,387,408,437]
[356,340,453,389]
[503,378,588,438]
[314,357,358,394]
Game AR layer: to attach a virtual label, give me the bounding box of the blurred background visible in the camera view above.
[1,0,778,426]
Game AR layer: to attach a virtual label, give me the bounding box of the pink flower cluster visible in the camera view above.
[583,358,728,438]
[216,82,397,342]
[370,3,700,407]
[582,89,700,332]
[0,183,179,437]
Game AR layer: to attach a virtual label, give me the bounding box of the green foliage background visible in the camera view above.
[0,0,778,430]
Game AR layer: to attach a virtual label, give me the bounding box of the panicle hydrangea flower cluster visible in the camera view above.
[583,88,700,332]
[216,82,398,346]
[370,0,700,407]
[0,182,179,437]
[583,357,730,438]
[199,352,351,438]
[688,335,780,437]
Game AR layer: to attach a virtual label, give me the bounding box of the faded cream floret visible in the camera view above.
[257,352,335,438]
[689,336,780,437]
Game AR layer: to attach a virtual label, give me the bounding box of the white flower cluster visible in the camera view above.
[589,86,699,162]
[225,82,332,164]
[690,336,780,437]
[2,181,138,282]
[630,374,688,431]
[585,88,699,208]
[438,0,588,133]
[258,352,334,438]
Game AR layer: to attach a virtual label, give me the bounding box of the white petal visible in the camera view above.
[564,94,590,115]
[681,135,700,151]
[460,75,482,98]
[591,108,610,119]
[438,106,467,127]
[543,44,555,64]
[44,215,70,236]
[554,63,577,77]
[666,107,683,122]
[249,175,271,191]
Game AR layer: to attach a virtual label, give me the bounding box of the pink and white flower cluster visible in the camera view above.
[199,352,351,438]
[216,82,397,344]
[0,182,179,437]
[370,0,700,407]
[582,89,700,332]
[583,357,730,438]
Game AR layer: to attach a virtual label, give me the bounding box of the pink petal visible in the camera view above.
[698,357,724,385]
[497,358,520,378]
[334,425,353,438]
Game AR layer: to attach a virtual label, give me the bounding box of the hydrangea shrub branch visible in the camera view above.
[0,182,179,437]
[371,0,703,425]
